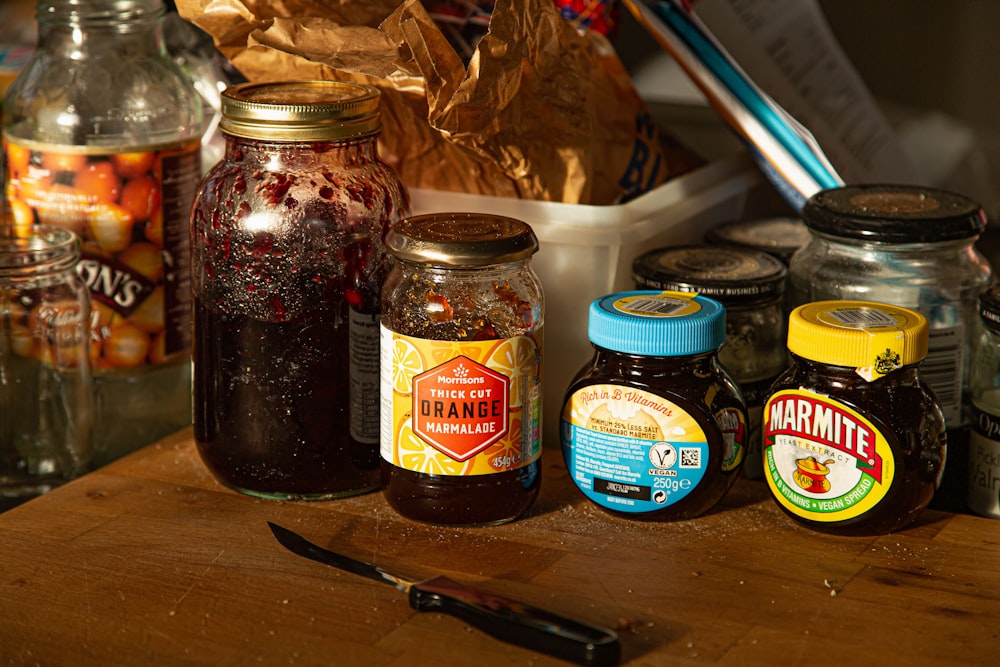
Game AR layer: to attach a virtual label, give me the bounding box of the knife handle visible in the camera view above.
[409,575,621,667]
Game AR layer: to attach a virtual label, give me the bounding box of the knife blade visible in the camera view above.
[267,522,621,667]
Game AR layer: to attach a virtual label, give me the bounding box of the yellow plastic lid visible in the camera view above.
[788,300,928,378]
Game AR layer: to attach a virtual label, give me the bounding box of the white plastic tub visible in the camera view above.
[408,152,764,446]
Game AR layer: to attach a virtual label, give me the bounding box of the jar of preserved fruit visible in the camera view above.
[561,290,747,520]
[763,300,946,535]
[191,80,408,500]
[966,287,1000,519]
[1,226,92,509]
[3,0,203,466]
[380,213,543,526]
[789,184,991,512]
[632,245,787,479]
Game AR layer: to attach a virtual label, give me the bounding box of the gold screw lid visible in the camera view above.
[387,213,538,267]
[788,300,928,378]
[219,80,381,142]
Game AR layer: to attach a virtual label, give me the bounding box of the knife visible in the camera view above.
[267,522,621,667]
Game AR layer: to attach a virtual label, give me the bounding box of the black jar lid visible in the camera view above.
[704,216,811,264]
[979,286,1000,334]
[631,244,787,306]
[802,184,987,243]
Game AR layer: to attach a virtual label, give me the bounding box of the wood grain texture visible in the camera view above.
[1,428,998,666]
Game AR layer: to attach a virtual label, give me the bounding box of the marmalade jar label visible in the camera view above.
[561,384,712,513]
[763,389,896,522]
[3,138,201,371]
[379,325,542,475]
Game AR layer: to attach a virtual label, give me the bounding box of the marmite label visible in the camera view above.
[561,384,732,513]
[379,326,542,475]
[763,389,896,522]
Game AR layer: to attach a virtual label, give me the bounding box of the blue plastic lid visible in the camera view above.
[588,290,727,356]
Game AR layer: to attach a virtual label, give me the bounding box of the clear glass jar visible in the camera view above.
[561,291,747,521]
[705,216,812,266]
[789,184,992,511]
[632,244,787,480]
[191,80,408,501]
[3,0,202,466]
[1,226,92,509]
[380,213,544,526]
[966,286,1000,519]
[763,300,946,535]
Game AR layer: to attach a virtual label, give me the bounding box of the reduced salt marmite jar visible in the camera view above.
[380,213,544,526]
[191,81,409,500]
[561,291,747,520]
[763,300,946,535]
[632,244,788,479]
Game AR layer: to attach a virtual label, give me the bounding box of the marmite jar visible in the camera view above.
[380,213,544,526]
[763,300,946,535]
[561,290,747,520]
[632,244,788,479]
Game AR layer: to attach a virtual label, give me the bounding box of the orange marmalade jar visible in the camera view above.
[380,213,544,526]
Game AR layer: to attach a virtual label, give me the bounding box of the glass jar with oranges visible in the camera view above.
[3,0,202,465]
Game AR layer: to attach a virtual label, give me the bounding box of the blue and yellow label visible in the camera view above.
[561,384,712,513]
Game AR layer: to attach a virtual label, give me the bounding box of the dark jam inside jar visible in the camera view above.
[192,133,401,500]
[380,464,541,526]
[563,349,745,521]
[767,357,945,536]
[380,247,542,527]
[194,299,381,498]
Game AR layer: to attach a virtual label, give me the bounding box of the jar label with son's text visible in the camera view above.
[4,138,201,371]
[379,326,542,476]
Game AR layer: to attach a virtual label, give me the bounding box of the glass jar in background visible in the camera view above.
[380,213,543,526]
[705,216,812,266]
[632,244,787,480]
[789,184,993,513]
[191,80,408,501]
[966,286,1000,519]
[3,0,202,467]
[1,226,91,510]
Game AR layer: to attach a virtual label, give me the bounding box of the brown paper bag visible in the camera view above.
[176,0,701,204]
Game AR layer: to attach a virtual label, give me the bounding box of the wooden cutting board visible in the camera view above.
[1,427,998,666]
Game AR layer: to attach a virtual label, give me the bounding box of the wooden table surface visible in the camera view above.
[1,427,998,666]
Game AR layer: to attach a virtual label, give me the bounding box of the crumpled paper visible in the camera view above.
[175,0,701,204]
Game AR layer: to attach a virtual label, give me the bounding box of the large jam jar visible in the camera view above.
[190,81,408,500]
